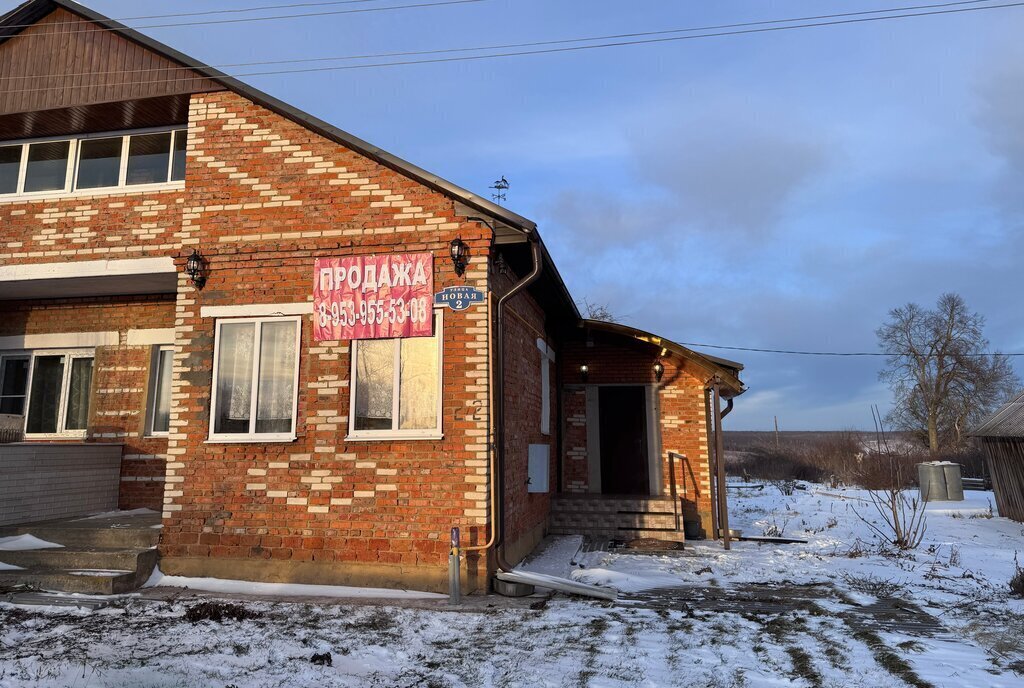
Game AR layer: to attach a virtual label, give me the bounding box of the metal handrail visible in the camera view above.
[667,451,685,532]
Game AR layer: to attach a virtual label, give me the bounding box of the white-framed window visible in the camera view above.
[146,345,174,436]
[0,350,94,437]
[348,311,443,440]
[209,316,301,442]
[0,127,186,200]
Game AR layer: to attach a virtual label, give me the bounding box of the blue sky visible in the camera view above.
[29,0,1024,429]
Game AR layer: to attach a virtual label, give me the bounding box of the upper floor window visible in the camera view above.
[0,128,186,199]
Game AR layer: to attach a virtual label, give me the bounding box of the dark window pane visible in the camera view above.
[126,133,171,185]
[64,357,93,430]
[26,355,64,434]
[170,130,187,182]
[0,145,21,194]
[0,356,29,415]
[23,141,69,193]
[76,137,122,189]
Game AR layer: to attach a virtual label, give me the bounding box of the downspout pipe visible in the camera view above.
[493,233,543,572]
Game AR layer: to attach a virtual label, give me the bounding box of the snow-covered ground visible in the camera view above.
[1,484,1023,687]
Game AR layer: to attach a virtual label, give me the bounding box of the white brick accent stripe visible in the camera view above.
[126,328,176,345]
[200,302,312,318]
[0,331,118,349]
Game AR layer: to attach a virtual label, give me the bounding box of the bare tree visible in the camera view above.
[877,293,1019,453]
[579,298,617,322]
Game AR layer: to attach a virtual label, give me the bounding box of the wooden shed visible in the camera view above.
[973,390,1024,522]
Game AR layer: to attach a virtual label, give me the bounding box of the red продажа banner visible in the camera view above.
[313,253,434,341]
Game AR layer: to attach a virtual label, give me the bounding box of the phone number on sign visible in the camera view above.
[317,297,431,327]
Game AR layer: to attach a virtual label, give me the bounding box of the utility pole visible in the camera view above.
[774,416,780,449]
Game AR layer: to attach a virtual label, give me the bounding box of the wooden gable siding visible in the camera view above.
[0,8,221,117]
[981,437,1024,523]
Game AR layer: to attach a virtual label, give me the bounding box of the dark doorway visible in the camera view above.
[598,385,649,495]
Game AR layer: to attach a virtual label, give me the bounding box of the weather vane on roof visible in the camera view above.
[490,176,509,204]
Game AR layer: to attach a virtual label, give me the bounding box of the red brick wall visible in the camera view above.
[559,331,714,532]
[0,192,184,265]
[498,278,558,561]
[155,91,496,589]
[0,89,503,588]
[0,295,175,509]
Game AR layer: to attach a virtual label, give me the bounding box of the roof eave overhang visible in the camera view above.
[580,318,746,397]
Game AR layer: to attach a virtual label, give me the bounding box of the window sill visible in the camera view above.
[205,435,297,444]
[23,432,88,440]
[0,181,185,205]
[344,432,444,442]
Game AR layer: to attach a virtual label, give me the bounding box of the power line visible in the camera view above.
[679,342,1024,357]
[0,0,398,27]
[0,0,491,37]
[0,0,999,82]
[1,0,1021,95]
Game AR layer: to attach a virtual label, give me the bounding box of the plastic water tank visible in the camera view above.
[942,462,964,502]
[918,462,948,501]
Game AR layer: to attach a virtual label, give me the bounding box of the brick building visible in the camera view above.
[0,0,743,593]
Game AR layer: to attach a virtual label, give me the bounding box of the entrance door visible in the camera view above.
[598,386,649,495]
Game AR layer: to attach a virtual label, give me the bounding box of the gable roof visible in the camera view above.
[972,390,1024,439]
[581,319,745,397]
[0,0,536,236]
[0,1,745,379]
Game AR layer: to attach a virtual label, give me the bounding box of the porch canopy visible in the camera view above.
[0,257,177,300]
[579,319,745,397]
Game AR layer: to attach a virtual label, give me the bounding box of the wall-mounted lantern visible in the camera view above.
[185,248,207,290]
[449,237,468,276]
[653,360,665,382]
[579,364,589,382]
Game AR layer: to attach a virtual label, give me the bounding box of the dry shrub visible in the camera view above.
[854,483,928,550]
[727,430,980,491]
[1012,554,1024,598]
[727,443,829,484]
[728,431,880,488]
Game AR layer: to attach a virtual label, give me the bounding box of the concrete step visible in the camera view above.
[549,525,685,543]
[0,546,157,572]
[551,496,677,513]
[0,511,161,594]
[551,512,678,529]
[0,524,159,549]
[0,566,147,595]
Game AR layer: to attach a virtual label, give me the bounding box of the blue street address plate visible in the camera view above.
[434,286,485,311]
